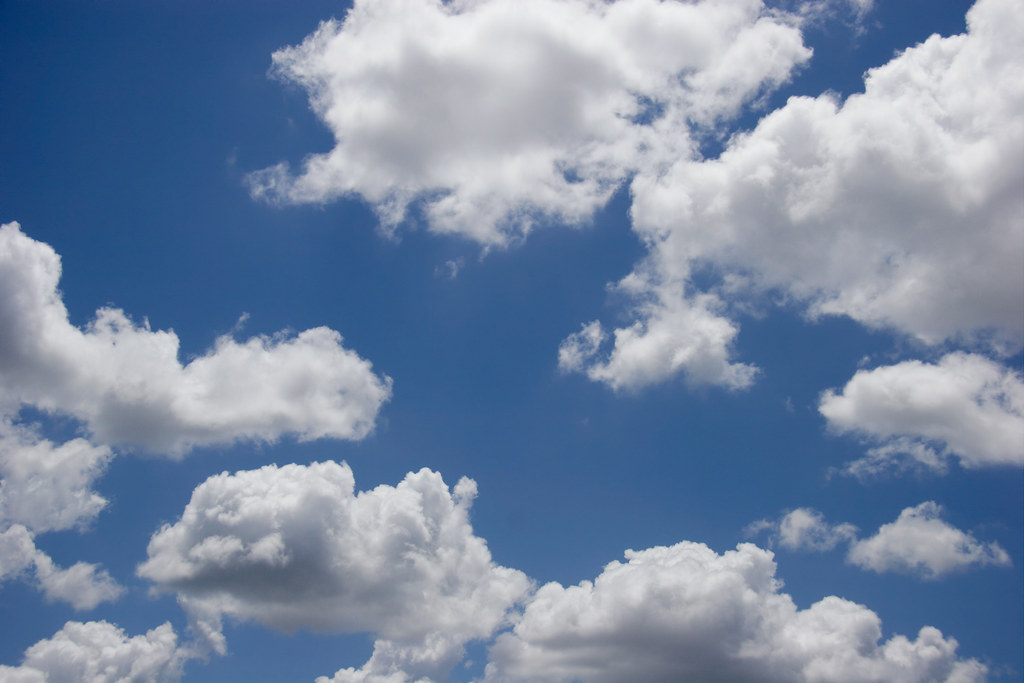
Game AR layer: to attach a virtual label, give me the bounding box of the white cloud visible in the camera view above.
[30,549,124,612]
[749,507,858,551]
[558,286,757,391]
[0,523,35,582]
[485,541,986,682]
[0,524,123,611]
[0,420,112,533]
[248,0,810,246]
[568,0,1024,390]
[0,221,392,456]
[138,461,530,681]
[819,352,1024,470]
[0,620,191,683]
[316,634,459,683]
[848,502,1012,579]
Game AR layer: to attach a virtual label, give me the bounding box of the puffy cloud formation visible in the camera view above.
[0,421,112,534]
[568,0,1024,390]
[485,541,986,682]
[316,634,460,683]
[848,502,1012,579]
[750,503,1011,581]
[0,221,392,456]
[0,620,190,683]
[248,0,810,246]
[820,353,1024,471]
[0,423,121,610]
[0,525,122,610]
[748,507,858,551]
[138,461,530,680]
[558,290,757,391]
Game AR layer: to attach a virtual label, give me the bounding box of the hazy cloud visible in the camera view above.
[0,525,122,611]
[748,507,858,551]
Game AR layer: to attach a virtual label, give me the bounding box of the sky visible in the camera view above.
[0,0,1022,681]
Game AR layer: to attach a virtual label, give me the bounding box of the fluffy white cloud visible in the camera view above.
[820,353,1024,470]
[748,507,858,551]
[848,502,1011,579]
[0,620,190,683]
[0,221,392,456]
[485,541,986,682]
[316,634,459,683]
[750,503,1011,581]
[568,0,1024,389]
[0,420,112,533]
[0,525,123,611]
[248,0,810,246]
[138,461,530,680]
[558,287,757,391]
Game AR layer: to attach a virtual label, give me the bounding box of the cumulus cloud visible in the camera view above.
[820,352,1024,471]
[0,620,190,683]
[0,525,123,611]
[558,286,757,391]
[750,503,1011,581]
[484,541,986,682]
[138,461,530,680]
[848,502,1012,579]
[748,507,858,551]
[0,420,112,534]
[248,0,810,246]
[568,0,1024,390]
[0,423,122,610]
[0,221,392,456]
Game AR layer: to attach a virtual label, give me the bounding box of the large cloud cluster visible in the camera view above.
[248,0,810,246]
[0,221,393,610]
[565,0,1023,389]
[138,461,531,680]
[136,461,991,682]
[485,541,986,682]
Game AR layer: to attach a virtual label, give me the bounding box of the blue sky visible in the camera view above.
[1,0,1021,681]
